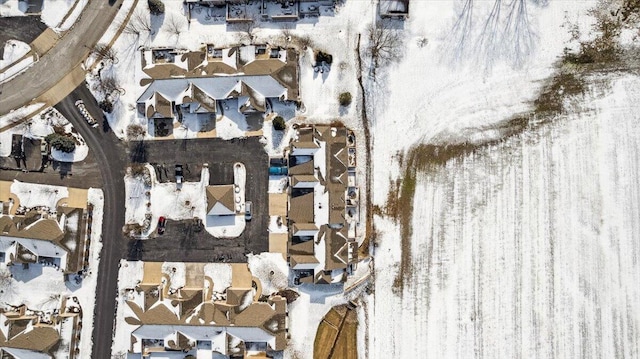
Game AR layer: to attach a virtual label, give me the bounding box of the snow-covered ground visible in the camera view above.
[372,72,640,358]
[0,40,30,69]
[0,185,104,358]
[368,0,640,358]
[124,164,208,236]
[0,106,89,161]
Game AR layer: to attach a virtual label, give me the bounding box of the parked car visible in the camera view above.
[157,216,167,234]
[175,164,183,184]
[74,99,98,128]
[245,201,252,221]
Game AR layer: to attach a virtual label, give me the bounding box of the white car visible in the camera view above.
[245,201,252,221]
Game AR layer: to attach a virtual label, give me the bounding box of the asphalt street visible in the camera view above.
[53,84,128,359]
[0,0,123,115]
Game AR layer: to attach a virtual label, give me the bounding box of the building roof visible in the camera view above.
[290,175,318,188]
[288,192,314,224]
[288,159,314,176]
[206,185,235,215]
[139,45,299,120]
[0,207,87,274]
[287,124,358,283]
[123,262,288,355]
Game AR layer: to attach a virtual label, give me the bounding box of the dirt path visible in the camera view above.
[355,33,375,259]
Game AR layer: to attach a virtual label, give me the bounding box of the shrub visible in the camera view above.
[338,92,352,106]
[315,51,333,65]
[127,124,146,139]
[99,100,113,113]
[45,133,76,153]
[272,116,286,131]
[148,0,164,15]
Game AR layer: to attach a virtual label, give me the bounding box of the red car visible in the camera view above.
[157,216,166,235]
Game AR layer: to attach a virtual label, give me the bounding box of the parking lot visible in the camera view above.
[127,137,270,262]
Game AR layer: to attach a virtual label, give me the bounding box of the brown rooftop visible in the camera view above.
[288,192,314,224]
[206,185,235,214]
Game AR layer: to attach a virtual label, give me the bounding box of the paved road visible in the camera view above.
[54,84,128,359]
[0,0,123,115]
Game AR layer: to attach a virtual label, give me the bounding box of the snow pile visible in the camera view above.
[0,40,30,69]
[247,252,289,295]
[203,263,232,294]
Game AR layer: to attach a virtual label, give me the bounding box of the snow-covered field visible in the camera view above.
[368,0,640,358]
[372,72,640,358]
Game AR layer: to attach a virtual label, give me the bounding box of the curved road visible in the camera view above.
[0,0,123,115]
[54,85,128,359]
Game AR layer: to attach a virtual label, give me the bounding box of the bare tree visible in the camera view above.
[366,20,403,76]
[163,14,186,37]
[92,43,118,64]
[236,10,260,44]
[125,9,152,36]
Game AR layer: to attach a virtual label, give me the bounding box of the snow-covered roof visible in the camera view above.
[138,76,287,105]
[0,347,52,359]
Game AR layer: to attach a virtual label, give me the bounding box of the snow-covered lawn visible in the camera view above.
[124,164,208,237]
[10,180,68,209]
[0,107,89,161]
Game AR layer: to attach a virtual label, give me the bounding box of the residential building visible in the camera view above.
[206,185,236,216]
[184,0,336,22]
[0,205,91,275]
[0,299,82,358]
[121,262,287,358]
[137,45,299,134]
[286,125,359,284]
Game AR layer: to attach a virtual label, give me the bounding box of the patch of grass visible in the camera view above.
[314,305,358,359]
